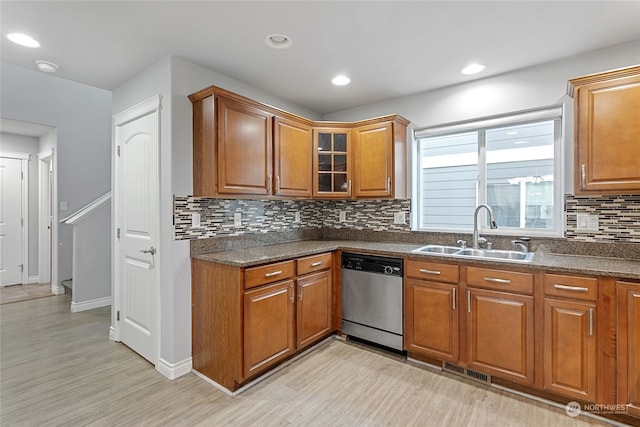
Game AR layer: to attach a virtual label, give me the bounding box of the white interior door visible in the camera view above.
[0,157,24,286]
[114,96,161,364]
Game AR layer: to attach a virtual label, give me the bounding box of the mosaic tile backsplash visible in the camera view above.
[565,194,640,242]
[173,197,411,240]
[175,194,639,243]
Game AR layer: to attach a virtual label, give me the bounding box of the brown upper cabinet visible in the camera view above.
[568,65,640,194]
[313,127,352,198]
[217,96,274,196]
[353,119,408,198]
[274,116,313,198]
[189,85,409,199]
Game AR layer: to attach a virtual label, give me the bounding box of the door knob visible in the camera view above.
[139,246,156,255]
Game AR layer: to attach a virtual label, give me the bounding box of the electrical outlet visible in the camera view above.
[576,213,599,232]
[60,201,68,211]
[191,213,201,228]
[294,211,301,223]
[234,212,242,227]
[339,211,347,222]
[393,212,406,225]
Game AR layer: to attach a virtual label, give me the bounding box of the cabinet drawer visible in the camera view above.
[544,273,597,301]
[406,260,459,284]
[297,252,332,276]
[466,266,533,294]
[245,260,295,289]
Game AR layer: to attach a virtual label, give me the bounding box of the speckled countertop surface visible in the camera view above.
[191,240,640,280]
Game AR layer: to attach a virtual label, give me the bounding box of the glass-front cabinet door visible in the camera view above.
[313,128,351,198]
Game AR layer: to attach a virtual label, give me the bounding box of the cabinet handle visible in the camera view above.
[484,277,511,284]
[419,268,441,275]
[386,176,391,194]
[348,180,352,196]
[276,175,280,194]
[298,284,303,300]
[589,308,594,336]
[452,287,456,310]
[581,164,586,188]
[264,270,282,278]
[266,174,272,194]
[467,289,471,313]
[311,261,323,267]
[554,284,588,292]
[290,284,294,303]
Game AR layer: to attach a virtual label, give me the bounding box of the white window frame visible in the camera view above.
[412,105,564,237]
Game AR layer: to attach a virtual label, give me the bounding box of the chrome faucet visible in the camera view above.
[512,238,530,253]
[472,204,498,249]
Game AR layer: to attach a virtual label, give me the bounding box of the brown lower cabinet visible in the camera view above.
[297,270,333,349]
[617,281,640,418]
[244,280,296,379]
[404,260,459,362]
[542,273,598,402]
[192,252,333,391]
[466,287,535,385]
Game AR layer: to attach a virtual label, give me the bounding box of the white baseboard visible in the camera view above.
[157,357,193,380]
[52,283,66,295]
[109,326,117,341]
[28,276,40,284]
[70,296,111,312]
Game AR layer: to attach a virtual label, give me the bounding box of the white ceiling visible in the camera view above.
[1,1,639,115]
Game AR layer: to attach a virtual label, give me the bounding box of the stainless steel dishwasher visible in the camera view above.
[341,252,403,351]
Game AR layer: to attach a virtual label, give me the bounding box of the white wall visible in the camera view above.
[72,202,111,307]
[0,133,39,278]
[0,63,112,286]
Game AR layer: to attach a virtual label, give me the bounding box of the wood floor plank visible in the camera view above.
[1,296,612,426]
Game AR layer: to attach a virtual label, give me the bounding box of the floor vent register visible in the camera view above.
[442,362,491,385]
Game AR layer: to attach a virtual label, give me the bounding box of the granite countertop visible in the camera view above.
[191,239,640,280]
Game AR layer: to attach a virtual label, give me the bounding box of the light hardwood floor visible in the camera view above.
[0,296,614,426]
[0,283,53,304]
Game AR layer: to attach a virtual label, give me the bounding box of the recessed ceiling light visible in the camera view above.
[265,33,293,49]
[332,75,351,86]
[461,63,486,75]
[35,60,59,73]
[7,33,40,48]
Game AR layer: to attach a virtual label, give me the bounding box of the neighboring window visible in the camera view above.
[413,106,563,236]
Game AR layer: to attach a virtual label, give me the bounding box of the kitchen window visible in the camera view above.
[413,106,563,237]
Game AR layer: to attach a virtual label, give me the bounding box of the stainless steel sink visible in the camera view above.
[412,245,461,255]
[412,245,534,263]
[456,248,534,262]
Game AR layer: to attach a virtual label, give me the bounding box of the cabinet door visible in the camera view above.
[217,96,273,195]
[313,128,351,198]
[543,298,596,401]
[244,280,295,379]
[572,67,640,193]
[617,281,640,418]
[297,270,332,349]
[274,117,313,197]
[405,279,458,362]
[466,288,534,385]
[353,122,393,198]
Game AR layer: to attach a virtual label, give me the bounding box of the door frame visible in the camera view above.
[38,148,57,291]
[0,152,29,286]
[111,95,162,367]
